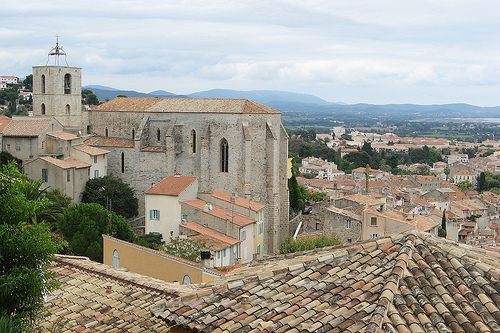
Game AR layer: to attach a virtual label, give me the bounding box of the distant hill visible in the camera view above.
[83,85,500,120]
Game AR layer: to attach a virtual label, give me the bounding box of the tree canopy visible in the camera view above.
[81,89,100,105]
[0,162,58,329]
[81,176,139,218]
[58,203,136,262]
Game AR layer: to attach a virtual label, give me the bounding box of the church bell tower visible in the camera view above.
[32,36,83,131]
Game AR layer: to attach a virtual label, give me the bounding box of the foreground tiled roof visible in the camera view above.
[84,136,134,148]
[153,231,500,332]
[40,255,195,332]
[91,97,281,114]
[0,115,12,133]
[2,119,51,136]
[145,175,198,195]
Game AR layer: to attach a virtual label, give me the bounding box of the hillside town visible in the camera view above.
[2,42,500,332]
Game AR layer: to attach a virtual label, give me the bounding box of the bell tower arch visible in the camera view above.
[33,36,83,131]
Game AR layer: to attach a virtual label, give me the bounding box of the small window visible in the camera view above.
[80,171,83,179]
[65,104,70,114]
[371,217,377,226]
[242,230,246,241]
[190,129,197,154]
[86,125,91,134]
[105,128,109,137]
[15,142,21,151]
[316,222,320,231]
[182,275,191,285]
[223,249,226,257]
[257,244,261,254]
[346,220,351,229]
[121,152,125,173]
[217,251,220,259]
[41,75,46,94]
[347,239,352,243]
[132,128,135,139]
[64,74,71,94]
[94,156,98,163]
[42,169,48,182]
[6,144,10,151]
[67,170,71,182]
[41,103,46,115]
[150,209,160,220]
[258,221,263,235]
[94,169,99,178]
[182,214,188,221]
[220,138,229,173]
[113,249,119,268]
[157,128,161,142]
[370,233,381,239]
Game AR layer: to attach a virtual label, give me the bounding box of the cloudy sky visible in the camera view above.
[2,1,500,106]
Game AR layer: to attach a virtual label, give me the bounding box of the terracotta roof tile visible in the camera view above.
[182,199,256,226]
[72,144,110,156]
[211,189,265,211]
[152,231,500,332]
[182,221,240,251]
[39,156,92,169]
[0,115,12,133]
[145,175,198,195]
[91,97,281,114]
[47,131,79,141]
[2,119,52,136]
[84,136,134,148]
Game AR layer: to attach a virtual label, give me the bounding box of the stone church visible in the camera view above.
[28,42,289,253]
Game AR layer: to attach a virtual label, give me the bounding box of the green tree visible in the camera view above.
[164,236,205,262]
[58,203,136,262]
[477,172,487,192]
[457,181,472,193]
[279,235,341,254]
[135,232,165,249]
[81,176,138,218]
[0,151,22,168]
[82,89,100,105]
[439,210,447,238]
[288,173,305,212]
[23,74,33,91]
[0,162,58,329]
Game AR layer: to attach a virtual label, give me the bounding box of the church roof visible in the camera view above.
[84,136,134,148]
[90,97,281,114]
[153,231,500,332]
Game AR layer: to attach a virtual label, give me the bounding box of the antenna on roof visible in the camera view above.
[46,35,69,66]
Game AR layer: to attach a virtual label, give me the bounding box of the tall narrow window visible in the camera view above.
[121,152,125,173]
[157,128,161,142]
[190,129,197,154]
[42,169,48,182]
[132,128,135,139]
[41,103,46,115]
[41,75,46,93]
[67,170,71,182]
[113,250,120,268]
[65,104,70,114]
[64,74,71,94]
[105,128,108,137]
[220,138,229,173]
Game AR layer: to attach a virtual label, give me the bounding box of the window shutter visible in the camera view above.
[150,210,153,220]
[157,210,160,220]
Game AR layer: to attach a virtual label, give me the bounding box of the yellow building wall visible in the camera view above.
[103,235,221,284]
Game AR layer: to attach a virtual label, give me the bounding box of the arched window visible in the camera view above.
[220,138,229,173]
[182,274,191,285]
[157,128,161,142]
[190,129,197,154]
[41,75,46,94]
[65,104,70,114]
[132,128,135,139]
[121,152,125,173]
[105,127,109,137]
[113,250,120,268]
[41,103,46,115]
[64,74,71,94]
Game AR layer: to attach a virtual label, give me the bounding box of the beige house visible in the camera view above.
[144,175,199,243]
[453,169,476,185]
[103,235,222,285]
[23,156,91,202]
[1,118,63,161]
[71,144,110,179]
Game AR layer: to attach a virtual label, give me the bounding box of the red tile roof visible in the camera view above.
[182,199,255,226]
[39,156,92,169]
[91,97,281,114]
[145,175,197,195]
[47,131,79,141]
[183,221,240,251]
[84,136,134,148]
[0,115,12,133]
[211,189,265,211]
[2,119,52,137]
[72,144,110,156]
